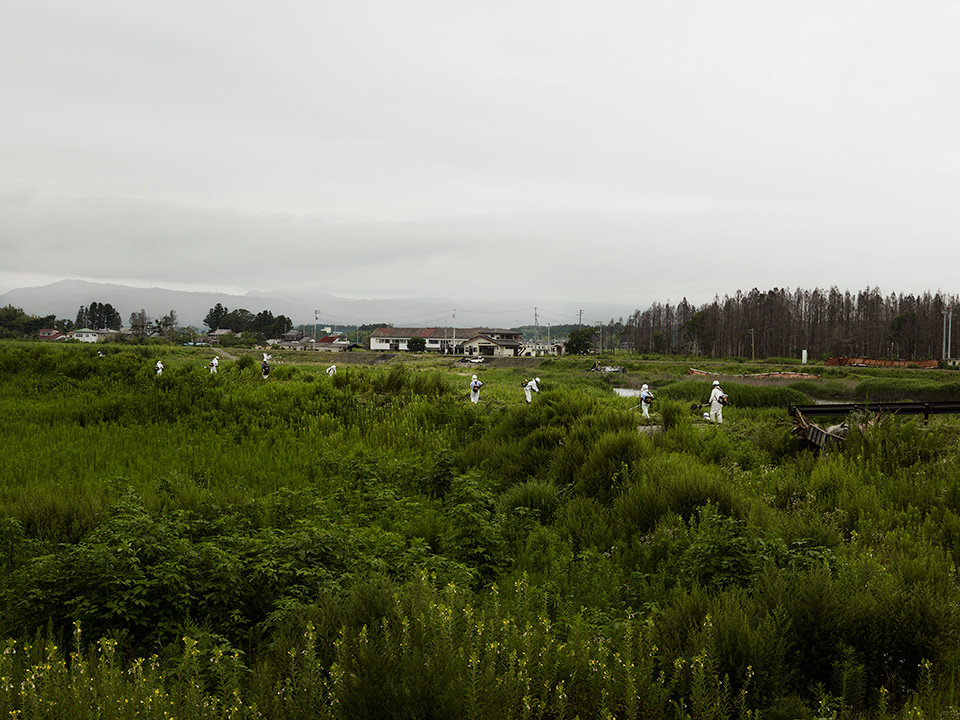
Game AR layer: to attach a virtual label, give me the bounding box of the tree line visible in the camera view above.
[619,286,957,361]
[203,302,293,337]
[5,287,959,359]
[0,300,292,344]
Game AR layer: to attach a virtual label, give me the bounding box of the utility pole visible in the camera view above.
[452,309,457,356]
[578,309,583,330]
[314,310,320,344]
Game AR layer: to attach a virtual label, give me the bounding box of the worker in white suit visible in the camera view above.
[155,360,163,376]
[470,374,483,403]
[639,384,654,419]
[326,364,337,377]
[523,377,541,403]
[209,356,219,374]
[708,380,727,424]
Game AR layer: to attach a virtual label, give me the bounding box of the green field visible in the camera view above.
[2,343,960,719]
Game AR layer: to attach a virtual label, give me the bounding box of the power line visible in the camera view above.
[308,304,582,329]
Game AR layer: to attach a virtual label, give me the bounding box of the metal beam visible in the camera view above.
[790,402,960,423]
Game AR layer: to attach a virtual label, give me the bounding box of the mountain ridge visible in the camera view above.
[0,280,594,330]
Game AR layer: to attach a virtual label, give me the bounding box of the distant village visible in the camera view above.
[35,325,568,357]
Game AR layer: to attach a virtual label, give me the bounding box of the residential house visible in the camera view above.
[207,329,238,345]
[38,328,63,341]
[370,327,449,353]
[460,331,525,358]
[369,327,527,355]
[314,334,353,352]
[70,328,100,343]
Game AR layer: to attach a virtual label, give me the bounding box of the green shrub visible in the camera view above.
[555,496,615,552]
[574,429,651,503]
[659,398,690,430]
[498,480,560,525]
[680,504,766,590]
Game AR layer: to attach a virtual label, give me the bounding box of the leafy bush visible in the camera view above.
[498,480,560,525]
[6,345,960,717]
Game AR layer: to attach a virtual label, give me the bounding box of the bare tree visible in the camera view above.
[159,310,178,339]
[129,309,149,338]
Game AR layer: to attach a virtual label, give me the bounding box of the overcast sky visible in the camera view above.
[2,1,958,327]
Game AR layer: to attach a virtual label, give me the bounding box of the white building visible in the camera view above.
[70,328,100,343]
[369,327,529,355]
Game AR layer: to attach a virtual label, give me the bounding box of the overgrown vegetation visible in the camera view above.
[2,343,960,718]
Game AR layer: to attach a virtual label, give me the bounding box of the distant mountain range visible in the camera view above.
[0,280,635,330]
[0,279,586,330]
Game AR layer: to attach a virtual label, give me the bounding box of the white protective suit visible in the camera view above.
[708,381,727,424]
[639,384,653,419]
[155,361,163,376]
[326,365,337,377]
[470,374,483,404]
[210,356,219,374]
[523,377,541,403]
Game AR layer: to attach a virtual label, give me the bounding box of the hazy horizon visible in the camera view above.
[4,2,959,314]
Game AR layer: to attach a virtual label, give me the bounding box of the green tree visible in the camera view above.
[203,303,229,331]
[274,315,293,336]
[219,309,255,333]
[253,310,276,337]
[76,302,122,330]
[408,336,427,352]
[564,327,595,355]
[0,305,56,337]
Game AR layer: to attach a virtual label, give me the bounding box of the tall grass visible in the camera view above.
[5,344,960,717]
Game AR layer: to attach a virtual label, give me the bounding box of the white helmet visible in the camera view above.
[703,412,710,419]
[472,375,477,380]
[641,384,648,390]
[713,380,720,385]
[535,377,540,383]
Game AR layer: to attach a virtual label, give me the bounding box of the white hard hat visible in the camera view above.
[703,412,710,419]
[535,377,540,382]
[713,380,720,385]
[472,375,477,380]
[641,384,648,390]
